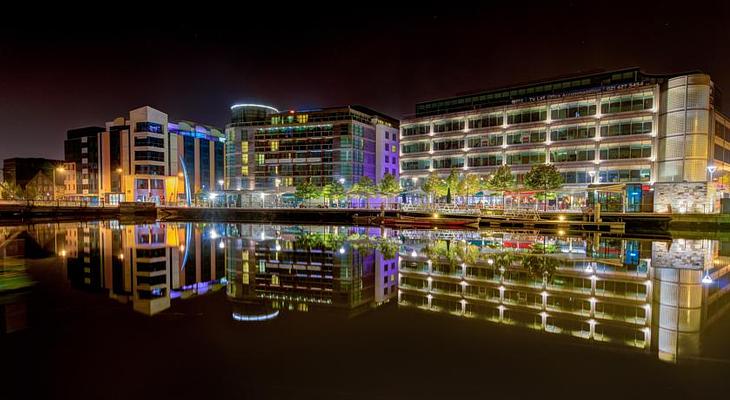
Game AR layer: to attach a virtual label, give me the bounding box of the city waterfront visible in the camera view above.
[2,221,730,398]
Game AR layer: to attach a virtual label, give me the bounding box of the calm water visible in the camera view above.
[2,221,730,399]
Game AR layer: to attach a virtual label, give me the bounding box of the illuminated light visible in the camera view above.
[589,297,597,303]
[218,241,225,249]
[428,149,434,154]
[499,266,505,273]
[460,299,467,305]
[501,144,508,149]
[427,294,433,300]
[593,160,600,164]
[427,277,433,282]
[433,213,439,218]
[118,253,124,260]
[218,179,224,186]
[462,165,469,171]
[260,231,265,240]
[275,243,282,251]
[460,280,468,286]
[588,319,596,325]
[116,168,123,173]
[463,147,470,152]
[541,291,548,297]
[411,250,418,257]
[232,311,280,322]
[59,250,67,257]
[339,247,345,254]
[702,273,713,285]
[230,104,279,113]
[498,305,506,311]
[590,275,597,281]
[584,265,593,273]
[208,192,218,200]
[540,311,548,318]
[499,285,505,291]
[289,110,295,114]
[557,229,565,236]
[210,230,219,239]
[428,166,434,172]
[642,327,651,335]
[260,192,266,200]
[558,215,565,221]
[487,258,494,265]
[461,262,466,269]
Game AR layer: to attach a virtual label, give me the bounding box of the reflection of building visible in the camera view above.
[83,106,224,204]
[400,69,730,212]
[224,104,399,198]
[224,225,398,320]
[61,221,225,315]
[397,231,730,362]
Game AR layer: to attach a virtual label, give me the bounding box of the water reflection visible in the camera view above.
[1,221,729,365]
[223,225,399,320]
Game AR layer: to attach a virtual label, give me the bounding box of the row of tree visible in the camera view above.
[420,164,564,209]
[294,173,401,208]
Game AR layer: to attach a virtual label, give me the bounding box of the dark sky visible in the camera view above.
[2,1,730,162]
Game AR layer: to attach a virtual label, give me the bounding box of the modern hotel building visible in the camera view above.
[225,104,399,196]
[64,106,224,204]
[400,69,730,213]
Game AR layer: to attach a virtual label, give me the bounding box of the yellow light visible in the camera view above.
[433,213,439,218]
[557,229,565,235]
[558,215,565,221]
[118,253,124,260]
[56,167,65,172]
[59,250,67,257]
[116,168,123,173]
[179,245,185,251]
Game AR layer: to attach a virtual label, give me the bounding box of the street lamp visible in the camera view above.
[275,178,281,208]
[588,170,596,183]
[707,165,717,182]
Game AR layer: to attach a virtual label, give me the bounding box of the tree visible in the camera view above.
[457,173,480,203]
[348,177,376,208]
[295,180,319,206]
[324,181,346,206]
[523,164,564,211]
[378,173,401,207]
[487,165,515,207]
[422,172,446,203]
[0,181,23,200]
[445,168,460,194]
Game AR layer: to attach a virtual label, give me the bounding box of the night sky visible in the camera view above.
[2,2,729,163]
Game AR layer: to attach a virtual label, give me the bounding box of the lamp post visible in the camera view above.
[275,178,281,208]
[707,165,717,182]
[707,165,717,213]
[588,170,595,183]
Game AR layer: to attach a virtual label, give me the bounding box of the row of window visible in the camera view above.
[135,151,165,162]
[134,137,165,148]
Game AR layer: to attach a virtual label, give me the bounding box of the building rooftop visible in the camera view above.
[413,67,707,118]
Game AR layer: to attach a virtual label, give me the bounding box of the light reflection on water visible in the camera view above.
[1,220,729,365]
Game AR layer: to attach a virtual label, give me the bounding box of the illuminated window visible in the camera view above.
[256,154,265,165]
[271,116,281,125]
[241,166,248,176]
[296,114,308,123]
[391,145,397,153]
[272,274,280,286]
[270,140,279,151]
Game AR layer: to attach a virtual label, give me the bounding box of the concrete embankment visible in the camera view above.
[157,206,391,224]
